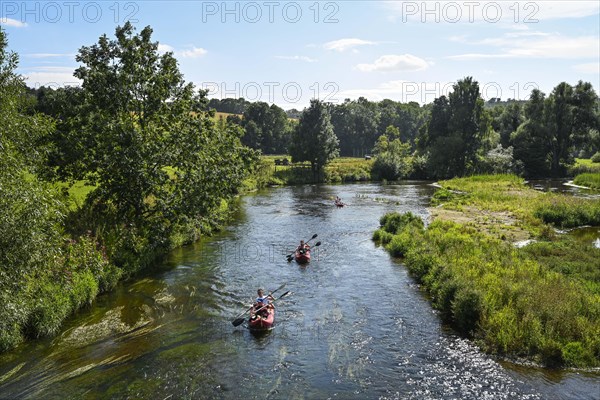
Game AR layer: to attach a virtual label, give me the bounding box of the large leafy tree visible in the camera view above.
[419,77,491,178]
[447,76,490,175]
[330,97,379,157]
[496,102,523,148]
[289,99,339,178]
[512,82,598,177]
[70,23,256,235]
[512,89,552,177]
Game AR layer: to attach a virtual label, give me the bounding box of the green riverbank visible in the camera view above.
[373,174,600,368]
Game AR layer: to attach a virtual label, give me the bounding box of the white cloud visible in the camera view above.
[0,18,27,28]
[177,47,207,58]
[356,54,430,72]
[275,55,317,63]
[22,67,80,88]
[158,44,207,58]
[573,62,600,75]
[448,34,599,60]
[24,53,75,59]
[158,43,175,53]
[324,38,375,52]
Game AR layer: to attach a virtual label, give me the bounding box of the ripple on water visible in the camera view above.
[378,337,543,400]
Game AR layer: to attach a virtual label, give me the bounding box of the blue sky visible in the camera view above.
[1,1,599,109]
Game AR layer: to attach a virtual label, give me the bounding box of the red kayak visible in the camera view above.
[295,248,311,264]
[249,306,275,332]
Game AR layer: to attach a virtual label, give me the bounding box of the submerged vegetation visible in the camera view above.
[373,175,600,368]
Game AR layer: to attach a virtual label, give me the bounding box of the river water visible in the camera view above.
[1,183,599,399]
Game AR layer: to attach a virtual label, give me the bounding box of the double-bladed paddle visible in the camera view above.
[232,290,291,327]
[231,283,286,325]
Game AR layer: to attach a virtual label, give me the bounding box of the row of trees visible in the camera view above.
[287,79,599,180]
[1,23,257,350]
[209,80,599,180]
[28,81,600,182]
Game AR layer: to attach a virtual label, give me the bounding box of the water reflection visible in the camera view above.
[526,179,600,198]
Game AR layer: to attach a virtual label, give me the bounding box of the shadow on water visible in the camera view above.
[1,182,598,399]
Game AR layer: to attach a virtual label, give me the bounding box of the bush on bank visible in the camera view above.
[573,173,600,191]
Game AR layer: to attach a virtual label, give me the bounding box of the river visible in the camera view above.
[0,183,598,399]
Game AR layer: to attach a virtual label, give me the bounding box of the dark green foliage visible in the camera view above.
[289,99,339,178]
[0,30,120,351]
[378,211,424,234]
[496,102,523,148]
[241,102,292,154]
[208,97,250,114]
[371,131,412,180]
[534,197,600,228]
[330,97,378,157]
[35,86,87,181]
[452,288,482,337]
[328,98,426,158]
[513,83,599,178]
[419,77,492,178]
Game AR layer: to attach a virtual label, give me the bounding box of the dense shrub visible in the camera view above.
[534,197,600,228]
[452,287,483,337]
[378,211,424,234]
